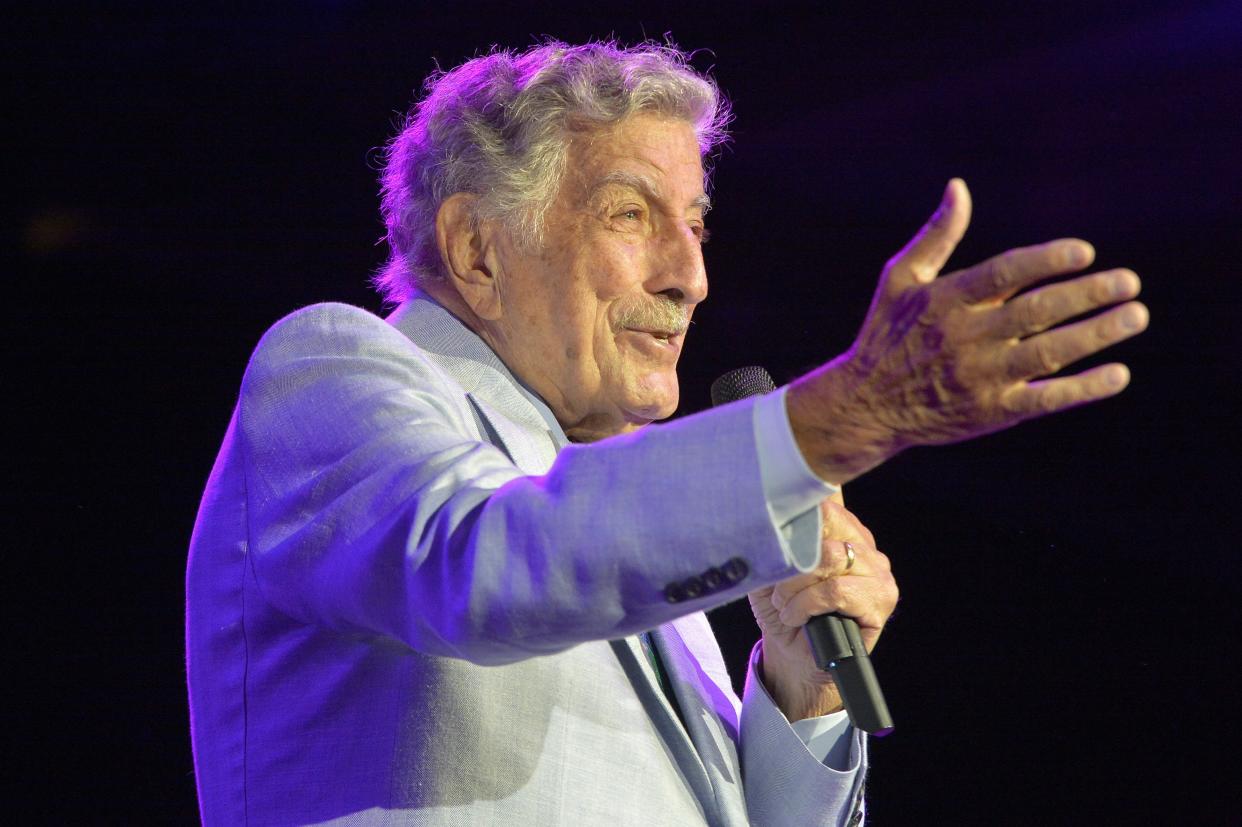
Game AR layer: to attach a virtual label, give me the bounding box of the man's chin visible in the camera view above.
[563,398,672,442]
[622,394,678,426]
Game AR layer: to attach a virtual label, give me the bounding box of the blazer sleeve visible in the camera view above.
[740,643,868,826]
[236,303,803,664]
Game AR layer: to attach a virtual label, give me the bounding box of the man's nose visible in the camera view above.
[650,223,708,306]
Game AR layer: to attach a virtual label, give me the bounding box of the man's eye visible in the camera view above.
[620,208,642,221]
[693,225,711,244]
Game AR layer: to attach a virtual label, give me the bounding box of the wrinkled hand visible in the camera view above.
[751,495,897,721]
[788,178,1149,484]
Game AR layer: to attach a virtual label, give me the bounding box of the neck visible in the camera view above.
[421,281,636,442]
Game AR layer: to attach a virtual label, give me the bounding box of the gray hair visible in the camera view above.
[374,40,732,304]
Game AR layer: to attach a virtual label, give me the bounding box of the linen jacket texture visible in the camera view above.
[185,296,867,825]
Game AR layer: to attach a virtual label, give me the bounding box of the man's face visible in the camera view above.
[488,114,709,442]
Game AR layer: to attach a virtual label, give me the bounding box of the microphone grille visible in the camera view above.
[710,366,776,407]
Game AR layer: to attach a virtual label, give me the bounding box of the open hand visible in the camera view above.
[788,178,1149,483]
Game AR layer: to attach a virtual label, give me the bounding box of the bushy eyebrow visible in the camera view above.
[592,170,712,215]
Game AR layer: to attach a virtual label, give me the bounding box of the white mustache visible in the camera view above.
[613,297,690,336]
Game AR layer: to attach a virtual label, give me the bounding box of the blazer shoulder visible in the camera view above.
[252,302,406,356]
[239,302,474,427]
[245,302,445,374]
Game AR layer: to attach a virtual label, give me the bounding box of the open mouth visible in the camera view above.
[613,301,689,347]
[621,328,684,359]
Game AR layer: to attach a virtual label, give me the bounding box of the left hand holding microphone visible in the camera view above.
[749,495,898,721]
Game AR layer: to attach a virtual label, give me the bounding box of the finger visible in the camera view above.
[1000,362,1133,419]
[822,501,872,547]
[859,520,876,549]
[952,238,1095,305]
[866,547,891,575]
[776,580,845,628]
[822,503,879,559]
[772,542,859,607]
[1005,301,1148,380]
[881,178,972,298]
[777,574,897,631]
[772,539,887,609]
[988,269,1141,340]
[770,573,810,612]
[747,586,782,628]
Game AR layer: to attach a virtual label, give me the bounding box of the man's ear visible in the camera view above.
[435,193,504,321]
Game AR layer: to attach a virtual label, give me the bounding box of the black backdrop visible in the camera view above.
[14,2,1241,823]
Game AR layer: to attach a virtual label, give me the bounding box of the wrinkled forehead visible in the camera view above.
[562,115,709,206]
[589,170,712,215]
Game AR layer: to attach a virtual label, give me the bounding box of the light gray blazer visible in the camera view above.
[186,296,866,825]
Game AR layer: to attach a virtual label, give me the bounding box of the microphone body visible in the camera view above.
[711,367,894,737]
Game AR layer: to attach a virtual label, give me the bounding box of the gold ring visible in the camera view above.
[843,541,856,573]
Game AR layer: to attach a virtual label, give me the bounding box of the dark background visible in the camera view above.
[14,2,1241,823]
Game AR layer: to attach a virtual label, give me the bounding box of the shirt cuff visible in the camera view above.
[791,709,856,771]
[753,386,839,572]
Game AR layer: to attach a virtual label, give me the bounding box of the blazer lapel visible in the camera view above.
[466,392,558,475]
[654,615,745,821]
[609,636,718,819]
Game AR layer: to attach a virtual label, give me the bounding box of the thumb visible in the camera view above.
[882,178,972,298]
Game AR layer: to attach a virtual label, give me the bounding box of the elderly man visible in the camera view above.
[186,41,1146,825]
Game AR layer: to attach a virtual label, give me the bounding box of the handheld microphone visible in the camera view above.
[711,366,894,736]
